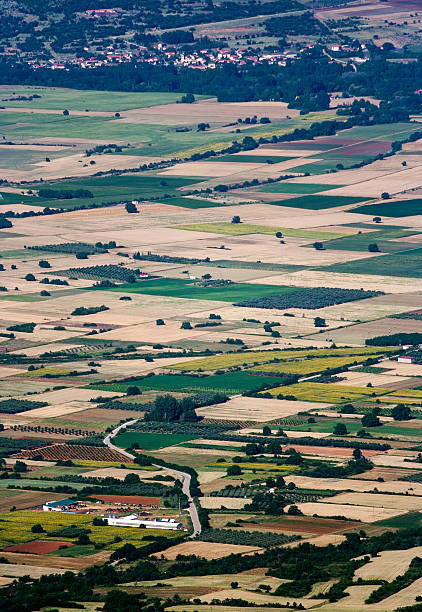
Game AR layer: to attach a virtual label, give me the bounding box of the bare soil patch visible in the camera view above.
[153,540,262,560]
[4,541,73,554]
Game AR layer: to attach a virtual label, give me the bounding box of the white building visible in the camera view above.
[398,356,414,364]
[106,514,183,530]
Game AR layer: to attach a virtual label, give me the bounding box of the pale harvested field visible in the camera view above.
[121,99,299,125]
[197,470,227,483]
[14,387,120,405]
[162,161,262,177]
[19,401,98,420]
[285,475,422,496]
[196,396,330,421]
[365,578,422,610]
[333,371,402,387]
[327,165,422,197]
[355,545,422,581]
[293,502,404,522]
[0,550,111,569]
[152,540,261,560]
[380,359,422,376]
[308,316,422,345]
[0,490,65,512]
[0,563,73,578]
[198,589,315,607]
[257,269,422,294]
[292,169,388,186]
[136,570,283,591]
[0,153,152,182]
[200,497,252,509]
[324,492,422,511]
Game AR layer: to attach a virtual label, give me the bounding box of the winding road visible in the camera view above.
[103,419,201,537]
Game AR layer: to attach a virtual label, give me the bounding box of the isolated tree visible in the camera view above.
[126,385,140,396]
[373,217,382,223]
[231,215,241,224]
[31,523,45,533]
[368,243,380,252]
[392,403,412,421]
[63,109,69,116]
[276,231,283,238]
[227,464,242,476]
[313,242,324,250]
[381,192,390,199]
[262,425,272,436]
[361,410,381,427]
[156,319,165,325]
[333,422,348,436]
[25,273,36,281]
[314,316,327,327]
[38,260,51,268]
[125,202,138,213]
[287,504,302,515]
[180,321,192,329]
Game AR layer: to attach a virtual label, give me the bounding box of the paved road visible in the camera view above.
[103,419,201,537]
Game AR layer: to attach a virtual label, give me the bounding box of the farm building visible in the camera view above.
[43,499,79,512]
[398,356,414,364]
[106,514,184,530]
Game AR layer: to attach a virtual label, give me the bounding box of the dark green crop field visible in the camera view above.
[350,199,422,218]
[322,247,422,278]
[89,372,284,394]
[269,194,371,209]
[97,277,295,302]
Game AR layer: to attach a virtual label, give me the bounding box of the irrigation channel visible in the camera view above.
[104,419,201,536]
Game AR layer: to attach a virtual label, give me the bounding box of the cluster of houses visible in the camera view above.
[27,43,317,71]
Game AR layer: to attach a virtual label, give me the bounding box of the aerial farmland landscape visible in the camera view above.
[2,0,422,611]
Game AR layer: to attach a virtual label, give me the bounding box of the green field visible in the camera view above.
[282,418,422,439]
[257,183,344,194]
[269,194,371,210]
[0,478,96,491]
[175,222,347,239]
[350,199,422,218]
[322,247,422,278]
[321,226,419,252]
[0,86,204,111]
[114,432,196,450]
[158,197,227,208]
[89,372,285,394]
[210,154,291,163]
[1,175,202,209]
[0,112,304,157]
[97,277,295,302]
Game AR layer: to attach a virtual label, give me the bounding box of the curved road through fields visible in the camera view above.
[103,419,201,537]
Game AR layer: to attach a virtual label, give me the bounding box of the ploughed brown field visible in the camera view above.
[4,541,73,554]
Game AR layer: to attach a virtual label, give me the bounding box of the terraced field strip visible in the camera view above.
[174,222,348,239]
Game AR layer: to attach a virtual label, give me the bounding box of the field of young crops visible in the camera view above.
[170,347,394,372]
[0,511,181,550]
[263,382,391,403]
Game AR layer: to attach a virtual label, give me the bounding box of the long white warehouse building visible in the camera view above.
[107,514,184,530]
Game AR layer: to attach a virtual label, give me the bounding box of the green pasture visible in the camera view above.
[350,199,422,218]
[0,86,205,111]
[269,194,370,210]
[326,122,422,141]
[0,111,304,157]
[96,276,295,302]
[282,418,422,439]
[1,175,202,209]
[88,371,284,394]
[158,197,226,208]
[321,226,420,252]
[257,182,344,194]
[323,247,422,278]
[175,221,347,239]
[114,432,196,450]
[0,478,97,491]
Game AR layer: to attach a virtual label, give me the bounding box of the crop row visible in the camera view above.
[53,264,138,283]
